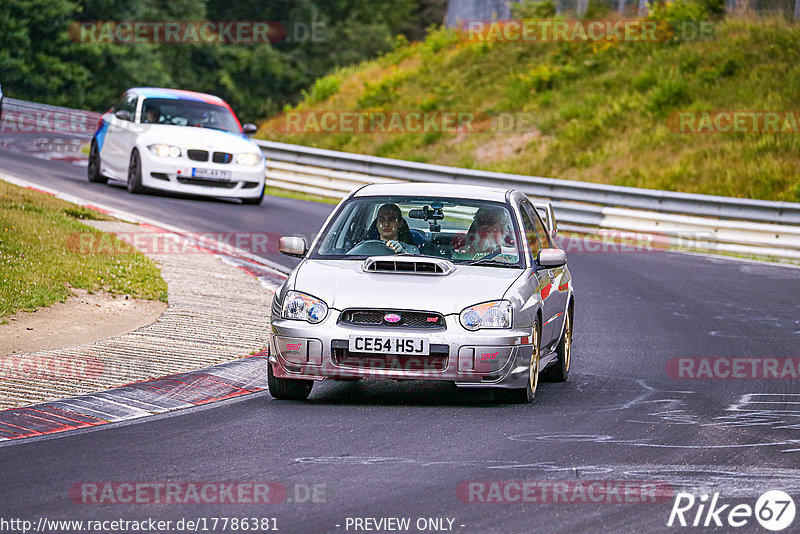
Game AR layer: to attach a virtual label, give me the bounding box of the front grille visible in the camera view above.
[212,151,232,163]
[187,149,209,162]
[331,340,449,372]
[176,177,237,188]
[340,309,445,329]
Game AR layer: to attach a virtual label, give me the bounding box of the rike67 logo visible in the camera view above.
[668,490,796,531]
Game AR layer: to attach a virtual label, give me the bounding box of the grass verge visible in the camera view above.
[266,186,340,205]
[259,15,800,202]
[0,180,168,319]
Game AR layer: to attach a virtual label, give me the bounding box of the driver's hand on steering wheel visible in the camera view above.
[385,240,403,254]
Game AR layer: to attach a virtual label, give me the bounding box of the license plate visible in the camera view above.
[348,335,429,355]
[192,168,231,179]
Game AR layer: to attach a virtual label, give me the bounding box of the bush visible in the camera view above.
[647,77,689,115]
[301,76,342,105]
[648,0,711,43]
[511,0,557,18]
[356,71,409,109]
[648,0,709,22]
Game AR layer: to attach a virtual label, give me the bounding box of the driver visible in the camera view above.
[144,105,160,124]
[364,203,419,254]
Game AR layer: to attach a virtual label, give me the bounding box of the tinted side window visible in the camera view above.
[112,93,126,112]
[519,207,541,260]
[117,94,137,120]
[532,210,551,248]
[523,203,551,248]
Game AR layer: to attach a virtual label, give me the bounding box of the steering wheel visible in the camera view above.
[345,240,396,255]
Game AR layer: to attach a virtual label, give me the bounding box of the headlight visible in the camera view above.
[282,291,328,324]
[460,300,512,330]
[236,152,261,166]
[147,144,181,158]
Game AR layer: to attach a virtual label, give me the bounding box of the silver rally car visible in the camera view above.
[267,183,574,403]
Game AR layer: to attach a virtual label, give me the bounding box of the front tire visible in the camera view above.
[499,322,541,404]
[87,140,108,184]
[126,149,146,194]
[267,363,313,400]
[241,187,264,205]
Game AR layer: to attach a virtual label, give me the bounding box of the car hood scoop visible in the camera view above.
[362,256,455,275]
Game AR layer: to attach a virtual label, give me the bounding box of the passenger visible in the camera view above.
[365,203,419,254]
[464,206,515,253]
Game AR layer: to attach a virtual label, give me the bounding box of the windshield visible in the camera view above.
[312,196,523,267]
[140,98,241,133]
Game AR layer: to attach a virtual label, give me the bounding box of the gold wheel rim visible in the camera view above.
[530,325,540,394]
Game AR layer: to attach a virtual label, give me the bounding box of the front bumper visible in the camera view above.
[269,310,534,389]
[139,150,265,199]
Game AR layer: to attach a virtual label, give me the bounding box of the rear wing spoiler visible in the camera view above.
[532,202,558,240]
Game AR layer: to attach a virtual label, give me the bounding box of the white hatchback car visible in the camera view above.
[88,87,266,204]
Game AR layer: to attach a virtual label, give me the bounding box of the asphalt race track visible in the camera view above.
[2,121,800,533]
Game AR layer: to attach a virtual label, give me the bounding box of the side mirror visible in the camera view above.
[279,236,307,258]
[537,248,566,268]
[242,123,258,135]
[533,202,558,240]
[115,110,131,121]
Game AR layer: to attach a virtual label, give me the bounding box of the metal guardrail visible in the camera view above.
[3,97,796,259]
[258,140,800,224]
[257,139,800,260]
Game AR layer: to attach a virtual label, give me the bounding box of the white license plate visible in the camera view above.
[192,168,232,179]
[348,335,429,355]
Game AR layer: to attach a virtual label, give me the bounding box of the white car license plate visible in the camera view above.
[348,335,429,355]
[192,168,231,180]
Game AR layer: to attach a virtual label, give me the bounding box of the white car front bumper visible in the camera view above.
[139,148,265,199]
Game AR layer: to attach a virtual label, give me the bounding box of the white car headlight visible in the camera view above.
[235,152,261,166]
[282,291,328,324]
[148,144,181,158]
[460,300,512,330]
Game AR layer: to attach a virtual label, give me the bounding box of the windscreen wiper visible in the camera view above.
[464,250,516,267]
